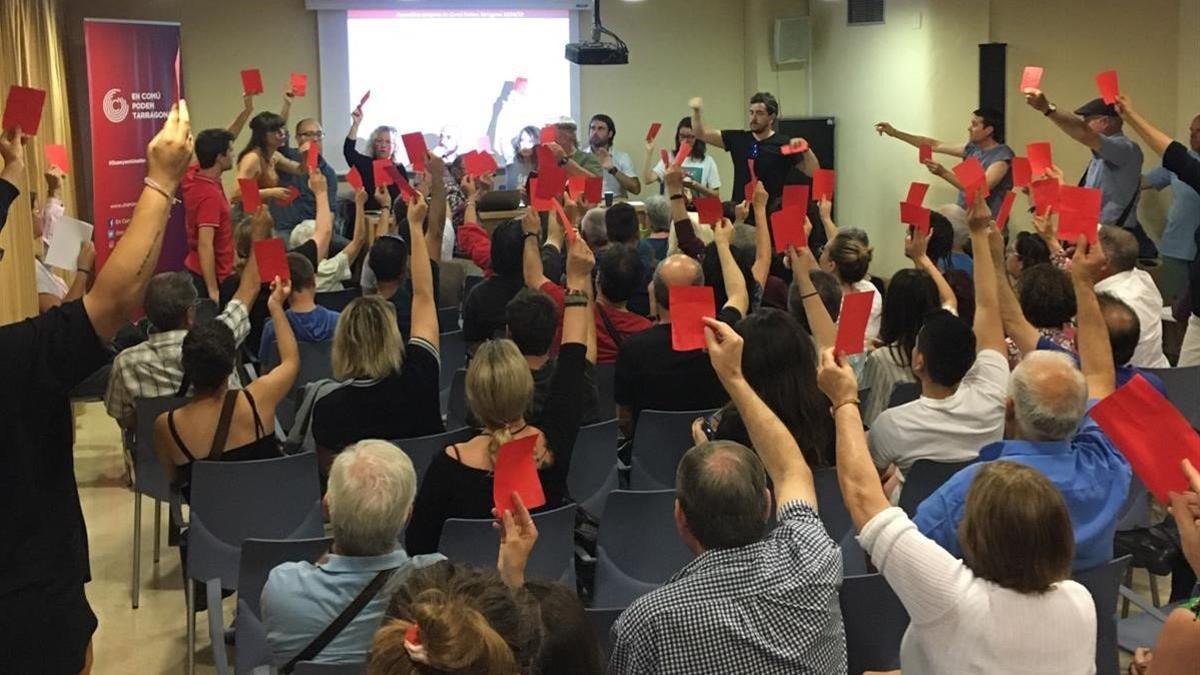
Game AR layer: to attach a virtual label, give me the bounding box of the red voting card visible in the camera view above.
[905,182,930,206]
[356,90,370,112]
[1030,177,1060,216]
[463,150,498,178]
[669,286,715,352]
[645,122,662,144]
[694,196,723,225]
[346,166,364,192]
[528,178,554,212]
[1090,374,1200,503]
[45,144,68,173]
[900,201,932,236]
[743,180,758,204]
[1011,157,1032,188]
[535,146,566,199]
[540,125,557,144]
[771,206,809,253]
[584,176,603,204]
[748,158,757,182]
[289,72,307,97]
[277,185,301,206]
[402,132,427,173]
[783,184,809,211]
[673,142,692,167]
[918,143,933,164]
[995,191,1017,231]
[835,291,875,356]
[306,141,320,171]
[551,198,574,243]
[240,69,264,96]
[253,238,290,282]
[513,76,528,94]
[1096,70,1120,105]
[492,434,546,515]
[1056,185,1102,244]
[1020,65,1044,92]
[1027,142,1053,176]
[660,149,670,168]
[373,159,393,187]
[780,138,809,155]
[238,178,262,212]
[390,168,417,201]
[811,169,836,202]
[953,157,989,204]
[2,85,46,135]
[566,174,586,199]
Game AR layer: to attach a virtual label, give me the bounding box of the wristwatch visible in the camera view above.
[607,166,618,175]
[557,157,569,168]
[563,288,588,307]
[1043,103,1057,117]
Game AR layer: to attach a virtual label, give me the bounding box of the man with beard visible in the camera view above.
[642,116,722,200]
[689,91,818,206]
[586,113,640,198]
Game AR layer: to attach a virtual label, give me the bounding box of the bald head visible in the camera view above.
[1009,351,1087,441]
[581,207,608,249]
[675,440,768,549]
[652,254,704,313]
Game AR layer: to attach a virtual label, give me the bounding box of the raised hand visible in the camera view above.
[664,163,685,193]
[713,217,733,247]
[565,232,595,286]
[493,491,538,589]
[702,316,744,382]
[1114,94,1134,121]
[405,191,428,229]
[733,200,749,224]
[688,96,703,111]
[1070,234,1107,285]
[0,127,25,167]
[354,185,368,207]
[374,184,392,209]
[874,122,896,137]
[1024,89,1051,114]
[461,174,477,200]
[752,180,768,210]
[788,244,818,276]
[966,192,993,233]
[904,226,929,262]
[817,347,859,405]
[350,106,362,124]
[77,240,96,272]
[521,206,541,236]
[267,276,292,312]
[922,159,947,177]
[249,204,274,241]
[146,100,194,191]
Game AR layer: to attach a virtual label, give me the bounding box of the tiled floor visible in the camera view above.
[73,399,1152,674]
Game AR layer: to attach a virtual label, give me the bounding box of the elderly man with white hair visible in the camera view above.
[261,440,443,667]
[289,183,369,293]
[914,205,1132,571]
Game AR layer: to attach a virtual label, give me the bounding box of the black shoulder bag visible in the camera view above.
[279,567,398,674]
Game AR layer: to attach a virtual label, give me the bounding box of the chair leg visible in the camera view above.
[207,579,230,675]
[131,492,142,609]
[153,500,162,564]
[1148,571,1161,607]
[186,577,196,675]
[1121,567,1133,618]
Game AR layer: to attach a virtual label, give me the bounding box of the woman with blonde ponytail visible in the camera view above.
[368,562,542,675]
[405,236,596,554]
[820,230,883,343]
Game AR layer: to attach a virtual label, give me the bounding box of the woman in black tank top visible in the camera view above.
[153,276,302,498]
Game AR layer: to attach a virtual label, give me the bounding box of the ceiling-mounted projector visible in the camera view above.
[566,0,628,65]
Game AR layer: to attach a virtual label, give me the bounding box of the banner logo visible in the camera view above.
[102,88,129,123]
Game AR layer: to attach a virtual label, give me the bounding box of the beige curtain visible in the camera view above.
[0,0,76,325]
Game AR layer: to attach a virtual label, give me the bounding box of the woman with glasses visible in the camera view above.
[345,107,410,211]
[641,116,721,199]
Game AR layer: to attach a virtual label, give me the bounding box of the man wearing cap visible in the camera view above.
[546,116,602,179]
[688,91,819,209]
[586,113,640,198]
[1025,90,1147,253]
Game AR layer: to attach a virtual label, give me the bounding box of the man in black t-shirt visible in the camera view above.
[689,92,820,208]
[614,219,750,439]
[0,105,194,672]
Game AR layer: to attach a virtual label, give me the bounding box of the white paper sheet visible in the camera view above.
[44,216,93,271]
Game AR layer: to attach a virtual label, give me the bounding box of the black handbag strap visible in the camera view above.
[207,390,239,460]
[1078,166,1139,227]
[281,567,398,674]
[597,305,624,348]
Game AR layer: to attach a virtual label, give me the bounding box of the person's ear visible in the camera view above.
[321,494,331,520]
[1004,396,1017,437]
[911,347,926,376]
[674,499,702,557]
[186,304,197,327]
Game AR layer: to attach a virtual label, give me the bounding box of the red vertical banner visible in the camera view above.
[84,19,187,272]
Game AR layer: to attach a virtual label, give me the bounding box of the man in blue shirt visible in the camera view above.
[259,253,340,369]
[1142,113,1200,300]
[1025,91,1150,255]
[261,440,444,666]
[915,233,1132,571]
[275,118,342,241]
[874,108,1014,217]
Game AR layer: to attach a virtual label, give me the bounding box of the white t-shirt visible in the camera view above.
[653,154,722,192]
[1094,268,1169,368]
[35,258,68,299]
[315,251,352,292]
[861,346,916,427]
[586,148,637,198]
[850,279,884,344]
[868,349,1009,482]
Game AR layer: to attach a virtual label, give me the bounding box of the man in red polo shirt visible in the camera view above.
[183,129,238,301]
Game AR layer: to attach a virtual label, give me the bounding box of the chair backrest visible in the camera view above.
[1115,475,1152,531]
[237,537,332,620]
[438,259,467,308]
[887,381,921,410]
[594,363,616,421]
[277,341,336,431]
[187,453,326,586]
[439,331,466,392]
[438,503,577,587]
[1072,555,1131,675]
[293,662,366,675]
[462,274,484,302]
[839,573,909,675]
[567,419,620,518]
[393,426,475,485]
[812,468,854,541]
[315,288,362,312]
[133,396,190,501]
[593,490,693,607]
[630,409,716,490]
[445,368,469,430]
[437,305,460,333]
[585,607,625,660]
[897,459,977,517]
[1143,366,1200,431]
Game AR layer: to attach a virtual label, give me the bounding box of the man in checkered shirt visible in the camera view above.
[104,241,265,431]
[609,317,846,674]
